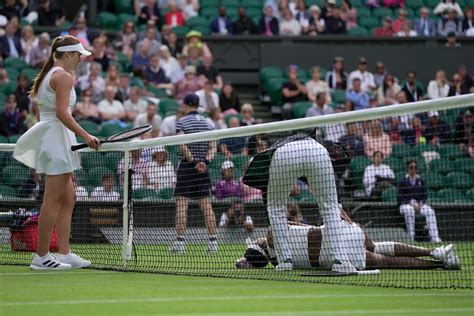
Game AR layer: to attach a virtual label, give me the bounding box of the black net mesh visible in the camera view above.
[0,106,473,289]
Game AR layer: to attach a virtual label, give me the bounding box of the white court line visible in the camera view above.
[1,293,472,307]
[0,271,118,276]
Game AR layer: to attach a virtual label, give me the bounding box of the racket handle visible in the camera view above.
[71,143,89,151]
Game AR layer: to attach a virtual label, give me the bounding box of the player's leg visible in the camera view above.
[267,144,299,269]
[420,204,441,243]
[365,251,444,269]
[399,204,416,241]
[304,139,353,271]
[197,197,218,253]
[171,196,188,253]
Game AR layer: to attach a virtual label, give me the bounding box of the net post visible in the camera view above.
[121,147,131,266]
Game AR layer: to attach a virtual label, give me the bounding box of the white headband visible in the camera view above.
[56,43,91,56]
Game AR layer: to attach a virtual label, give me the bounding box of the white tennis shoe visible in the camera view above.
[208,240,218,253]
[55,252,91,269]
[431,244,454,262]
[30,253,72,270]
[332,260,357,273]
[443,255,461,270]
[170,240,185,254]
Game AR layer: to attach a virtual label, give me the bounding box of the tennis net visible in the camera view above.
[0,94,473,288]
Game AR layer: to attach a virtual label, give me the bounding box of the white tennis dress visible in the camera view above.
[13,66,80,175]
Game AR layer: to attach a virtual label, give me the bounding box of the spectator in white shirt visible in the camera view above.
[159,45,180,78]
[396,20,418,37]
[169,53,188,84]
[305,67,332,103]
[433,0,463,17]
[363,150,395,197]
[91,174,120,202]
[159,105,186,137]
[146,146,177,190]
[279,8,302,36]
[118,149,148,189]
[195,80,219,114]
[78,62,106,104]
[98,86,126,121]
[134,103,162,137]
[348,57,376,93]
[124,86,148,121]
[72,173,88,202]
[427,70,451,99]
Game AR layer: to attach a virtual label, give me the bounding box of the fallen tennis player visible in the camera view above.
[236,210,461,271]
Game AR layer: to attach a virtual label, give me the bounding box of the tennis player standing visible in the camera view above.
[170,93,218,254]
[13,36,99,270]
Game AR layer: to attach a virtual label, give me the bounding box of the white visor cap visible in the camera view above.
[56,43,92,56]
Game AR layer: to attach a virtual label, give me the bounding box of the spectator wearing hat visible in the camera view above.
[215,161,244,201]
[306,5,325,35]
[434,0,463,17]
[210,6,234,35]
[348,57,376,93]
[324,8,347,34]
[182,31,212,59]
[196,55,223,90]
[374,16,395,36]
[427,70,450,99]
[171,93,218,254]
[392,9,408,33]
[146,146,176,191]
[414,7,437,36]
[134,103,162,137]
[321,0,337,19]
[174,65,204,102]
[234,7,258,35]
[195,80,219,114]
[437,8,463,36]
[445,31,461,47]
[281,64,307,120]
[258,5,279,36]
[326,57,348,90]
[424,111,451,145]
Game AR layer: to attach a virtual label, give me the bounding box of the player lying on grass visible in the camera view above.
[235,209,461,271]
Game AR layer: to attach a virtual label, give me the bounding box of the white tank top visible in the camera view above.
[37,66,76,117]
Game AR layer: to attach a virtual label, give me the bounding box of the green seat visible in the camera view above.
[21,68,38,83]
[87,167,114,187]
[74,170,89,187]
[0,185,18,198]
[466,188,474,201]
[384,157,404,172]
[260,66,284,91]
[104,152,124,172]
[2,165,29,187]
[427,190,441,204]
[201,6,219,18]
[372,8,393,18]
[221,0,240,6]
[306,0,325,6]
[209,153,227,170]
[358,16,380,29]
[191,25,210,35]
[465,0,474,6]
[146,84,168,99]
[446,172,472,190]
[201,0,220,6]
[246,7,262,18]
[423,0,439,7]
[411,143,438,157]
[349,156,371,189]
[159,99,179,117]
[100,122,124,137]
[171,26,191,37]
[429,158,454,175]
[98,12,118,30]
[350,0,363,7]
[0,135,8,143]
[4,57,28,70]
[348,26,369,36]
[392,143,413,159]
[232,154,250,173]
[437,188,465,202]
[134,188,158,200]
[331,89,346,104]
[357,7,371,17]
[79,120,101,136]
[438,144,465,161]
[5,67,19,80]
[381,187,398,203]
[394,8,415,19]
[187,16,209,27]
[158,188,175,200]
[117,13,138,26]
[114,0,134,13]
[80,152,106,171]
[242,0,264,7]
[8,134,21,143]
[403,156,426,174]
[406,0,424,9]
[292,101,313,119]
[267,77,285,106]
[424,172,444,191]
[454,158,474,175]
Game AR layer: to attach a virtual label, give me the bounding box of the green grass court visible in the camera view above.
[0,265,473,316]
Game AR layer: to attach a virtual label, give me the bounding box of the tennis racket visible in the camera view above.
[301,269,381,277]
[71,125,152,151]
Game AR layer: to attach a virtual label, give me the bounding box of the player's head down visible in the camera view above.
[235,245,269,269]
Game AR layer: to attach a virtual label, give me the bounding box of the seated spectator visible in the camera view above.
[73,90,100,123]
[402,116,424,146]
[131,40,152,70]
[340,0,358,30]
[437,8,463,36]
[174,65,204,102]
[234,7,257,35]
[196,55,223,90]
[146,146,176,190]
[115,74,131,103]
[384,0,404,7]
[196,80,219,114]
[139,0,162,26]
[281,64,307,120]
[20,25,37,64]
[169,53,188,84]
[187,44,203,67]
[450,73,469,96]
[98,86,126,121]
[424,111,451,145]
[145,54,173,91]
[159,105,186,137]
[219,200,254,231]
[434,0,463,17]
[137,26,162,57]
[29,32,50,69]
[165,32,182,58]
[306,5,325,35]
[0,0,29,20]
[118,149,148,188]
[165,1,184,27]
[462,7,474,33]
[258,5,279,36]
[0,68,10,86]
[159,45,180,79]
[377,74,401,106]
[182,31,212,60]
[325,8,347,34]
[0,94,26,137]
[325,105,347,142]
[294,0,311,34]
[396,20,418,36]
[210,6,234,35]
[385,116,405,144]
[373,61,387,88]
[18,169,44,200]
[363,120,392,158]
[89,37,111,72]
[105,64,120,88]
[215,161,244,200]
[220,117,247,158]
[363,151,395,198]
[453,107,473,146]
[0,21,21,59]
[414,7,437,36]
[348,57,376,92]
[124,87,148,122]
[207,107,228,130]
[339,122,365,157]
[71,173,88,202]
[240,103,260,126]
[445,32,461,47]
[181,0,199,20]
[24,98,39,129]
[14,74,30,109]
[374,16,395,36]
[279,9,302,36]
[248,134,270,157]
[37,0,64,27]
[427,70,450,99]
[219,83,241,115]
[74,16,95,48]
[116,21,137,60]
[392,9,408,33]
[458,65,473,92]
[326,57,347,90]
[321,0,337,19]
[135,103,162,137]
[91,174,120,202]
[401,71,424,102]
[398,159,441,242]
[346,78,370,111]
[78,62,106,104]
[306,92,333,117]
[306,67,332,104]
